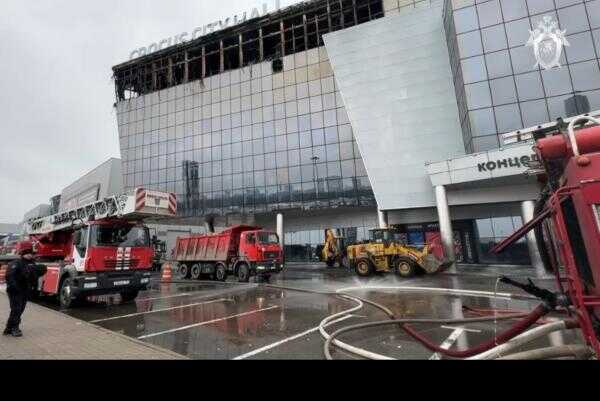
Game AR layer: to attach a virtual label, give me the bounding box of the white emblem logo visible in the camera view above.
[526,16,569,70]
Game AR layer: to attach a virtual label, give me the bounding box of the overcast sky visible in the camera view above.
[0,0,302,223]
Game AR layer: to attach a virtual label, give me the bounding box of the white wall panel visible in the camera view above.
[324,4,465,211]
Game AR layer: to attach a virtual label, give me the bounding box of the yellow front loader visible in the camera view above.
[318,229,349,268]
[347,229,453,278]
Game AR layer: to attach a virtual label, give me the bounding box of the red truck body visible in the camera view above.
[495,120,600,356]
[19,188,177,308]
[1,235,22,256]
[175,225,283,282]
[20,220,155,308]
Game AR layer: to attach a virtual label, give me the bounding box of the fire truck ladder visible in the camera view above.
[27,194,129,235]
[501,109,600,146]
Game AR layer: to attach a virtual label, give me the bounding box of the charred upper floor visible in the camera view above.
[113,0,384,102]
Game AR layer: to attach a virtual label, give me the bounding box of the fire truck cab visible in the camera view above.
[22,188,177,309]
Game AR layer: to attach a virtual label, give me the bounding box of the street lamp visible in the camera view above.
[311,156,320,201]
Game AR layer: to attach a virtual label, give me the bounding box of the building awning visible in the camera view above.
[426,143,538,189]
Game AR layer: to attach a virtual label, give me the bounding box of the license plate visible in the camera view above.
[114,280,130,287]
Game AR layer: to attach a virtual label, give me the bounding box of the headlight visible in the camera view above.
[141,278,150,284]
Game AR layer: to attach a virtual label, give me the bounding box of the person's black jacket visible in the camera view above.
[6,258,46,294]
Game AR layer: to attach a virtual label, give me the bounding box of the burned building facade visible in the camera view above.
[113,0,600,266]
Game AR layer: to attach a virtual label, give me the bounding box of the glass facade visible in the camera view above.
[115,0,383,218]
[475,215,530,264]
[116,33,379,218]
[444,0,600,153]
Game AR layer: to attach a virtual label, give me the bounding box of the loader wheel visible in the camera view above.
[326,259,336,268]
[178,264,191,280]
[339,256,349,269]
[215,263,228,282]
[395,257,418,279]
[355,258,374,277]
[191,264,202,280]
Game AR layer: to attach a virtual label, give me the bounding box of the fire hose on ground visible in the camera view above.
[320,285,590,360]
[496,345,593,360]
[158,278,592,360]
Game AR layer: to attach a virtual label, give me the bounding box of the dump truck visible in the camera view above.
[19,188,177,308]
[347,228,452,278]
[175,225,284,283]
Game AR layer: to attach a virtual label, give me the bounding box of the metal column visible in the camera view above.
[435,186,457,272]
[277,213,285,265]
[521,200,547,278]
[378,210,389,229]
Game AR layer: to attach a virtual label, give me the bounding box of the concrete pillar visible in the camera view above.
[378,210,389,229]
[521,200,547,278]
[277,213,285,264]
[435,185,457,272]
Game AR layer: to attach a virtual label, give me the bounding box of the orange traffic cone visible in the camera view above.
[161,263,173,283]
[0,265,7,285]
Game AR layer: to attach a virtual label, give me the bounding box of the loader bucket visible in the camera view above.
[421,255,454,275]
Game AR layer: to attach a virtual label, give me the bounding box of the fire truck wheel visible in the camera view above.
[178,263,191,279]
[395,257,418,279]
[120,290,139,303]
[59,277,79,309]
[355,258,374,277]
[237,264,250,283]
[191,264,202,280]
[215,263,228,282]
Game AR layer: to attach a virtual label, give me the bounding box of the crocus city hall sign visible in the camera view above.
[130,0,282,60]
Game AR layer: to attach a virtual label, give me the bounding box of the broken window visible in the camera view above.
[263,22,282,60]
[242,30,261,67]
[205,42,221,77]
[342,0,357,28]
[188,48,203,81]
[272,58,284,73]
[171,53,186,86]
[113,0,384,102]
[224,36,240,70]
[155,58,170,91]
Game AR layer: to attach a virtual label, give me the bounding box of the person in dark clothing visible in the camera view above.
[4,248,39,337]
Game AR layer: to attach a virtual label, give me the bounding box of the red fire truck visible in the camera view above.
[20,188,177,308]
[0,234,21,256]
[175,225,284,283]
[494,112,600,356]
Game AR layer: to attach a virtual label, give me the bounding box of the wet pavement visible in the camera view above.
[35,263,585,360]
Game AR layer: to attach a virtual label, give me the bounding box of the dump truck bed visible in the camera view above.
[174,225,258,263]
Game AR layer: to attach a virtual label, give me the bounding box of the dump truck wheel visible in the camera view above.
[191,264,202,280]
[395,258,418,278]
[238,264,250,283]
[178,264,191,279]
[355,258,374,277]
[215,263,228,282]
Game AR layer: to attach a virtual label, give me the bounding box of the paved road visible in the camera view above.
[31,263,585,360]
